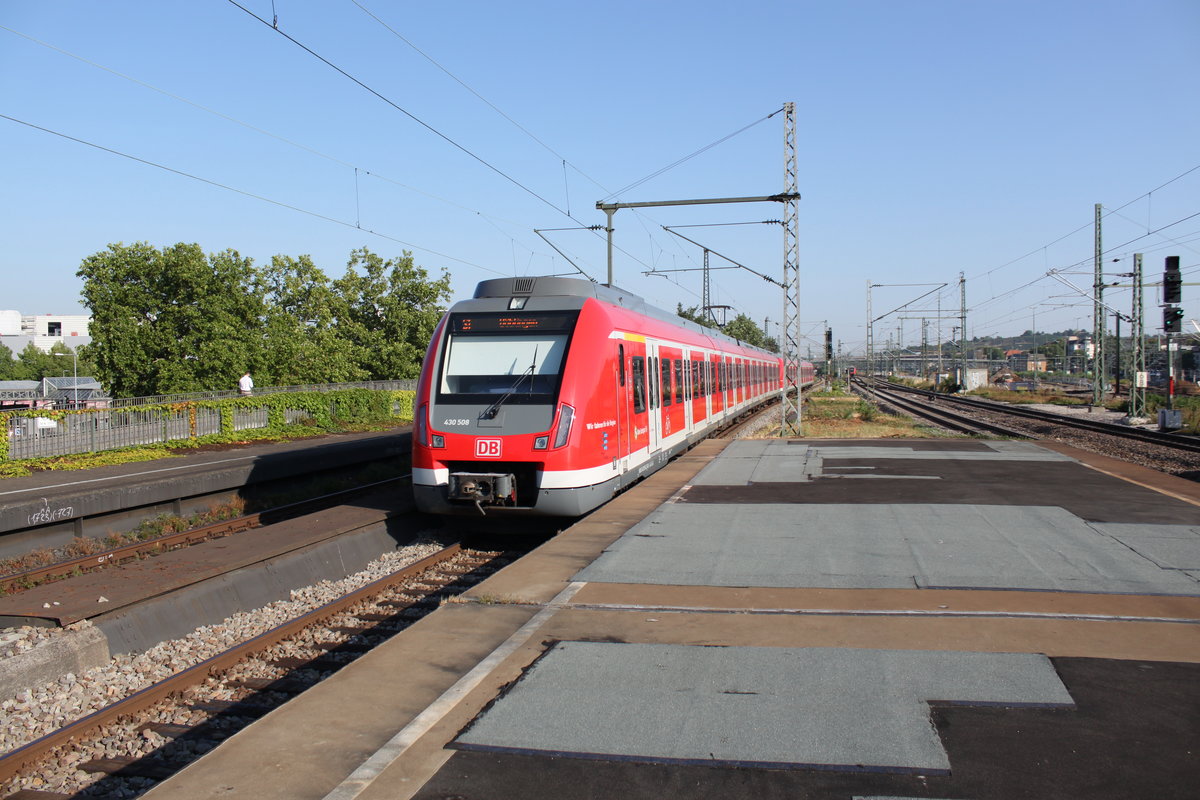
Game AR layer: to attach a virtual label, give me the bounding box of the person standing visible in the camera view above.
[238,371,254,396]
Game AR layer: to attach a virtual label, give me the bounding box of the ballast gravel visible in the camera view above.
[0,537,445,797]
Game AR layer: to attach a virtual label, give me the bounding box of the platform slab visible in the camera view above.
[691,439,1071,486]
[575,503,1200,594]
[454,642,1072,773]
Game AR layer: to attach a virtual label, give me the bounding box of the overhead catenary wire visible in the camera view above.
[347,0,609,195]
[224,0,570,220]
[599,107,785,202]
[227,1,773,299]
[0,113,506,276]
[5,17,785,315]
[0,24,538,233]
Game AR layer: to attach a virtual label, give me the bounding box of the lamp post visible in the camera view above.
[54,352,78,408]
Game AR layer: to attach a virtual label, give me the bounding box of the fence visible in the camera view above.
[3,381,418,461]
[105,380,418,408]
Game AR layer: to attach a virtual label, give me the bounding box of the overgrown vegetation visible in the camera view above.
[965,386,1089,406]
[779,386,952,438]
[0,389,414,472]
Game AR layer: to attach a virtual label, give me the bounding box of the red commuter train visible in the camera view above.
[412,276,815,516]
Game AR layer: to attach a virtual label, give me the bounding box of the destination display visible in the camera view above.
[450,312,577,334]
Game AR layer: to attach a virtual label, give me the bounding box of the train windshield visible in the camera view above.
[437,311,577,400]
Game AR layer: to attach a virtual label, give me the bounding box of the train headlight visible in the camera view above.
[416,403,429,446]
[533,435,549,450]
[551,403,574,449]
[416,404,445,448]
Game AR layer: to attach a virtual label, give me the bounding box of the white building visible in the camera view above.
[0,311,92,354]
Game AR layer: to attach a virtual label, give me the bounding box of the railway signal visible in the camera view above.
[1163,305,1184,333]
[1163,256,1182,304]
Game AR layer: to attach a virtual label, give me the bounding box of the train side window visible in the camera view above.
[661,358,672,406]
[618,344,625,387]
[650,357,658,410]
[673,359,684,404]
[631,356,646,414]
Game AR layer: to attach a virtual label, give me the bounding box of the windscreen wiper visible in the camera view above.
[480,346,538,420]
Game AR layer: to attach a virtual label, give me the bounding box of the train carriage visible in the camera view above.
[412,276,814,516]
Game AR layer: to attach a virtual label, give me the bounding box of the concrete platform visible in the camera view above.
[0,426,410,557]
[140,438,1200,800]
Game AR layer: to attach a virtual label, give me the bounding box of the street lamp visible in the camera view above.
[54,352,78,408]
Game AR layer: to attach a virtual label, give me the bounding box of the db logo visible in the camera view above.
[475,438,502,458]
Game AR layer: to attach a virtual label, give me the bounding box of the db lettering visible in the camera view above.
[475,438,502,458]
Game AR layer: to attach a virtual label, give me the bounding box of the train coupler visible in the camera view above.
[447,472,517,515]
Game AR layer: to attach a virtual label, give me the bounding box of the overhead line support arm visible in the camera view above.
[595,193,799,285]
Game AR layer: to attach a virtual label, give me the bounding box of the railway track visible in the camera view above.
[854,380,1030,439]
[0,538,526,799]
[859,378,1200,454]
[854,377,1200,479]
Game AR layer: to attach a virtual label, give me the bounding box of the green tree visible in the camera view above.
[676,304,718,329]
[724,314,768,348]
[78,242,266,397]
[13,342,57,380]
[332,248,451,380]
[6,342,90,382]
[259,254,367,384]
[0,341,17,380]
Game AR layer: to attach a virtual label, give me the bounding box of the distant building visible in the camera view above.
[1009,352,1048,372]
[0,310,92,355]
[0,376,108,410]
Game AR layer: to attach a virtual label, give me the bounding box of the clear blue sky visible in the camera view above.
[2,0,1197,357]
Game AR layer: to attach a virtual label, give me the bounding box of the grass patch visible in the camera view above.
[0,419,411,479]
[965,387,1088,406]
[0,446,181,478]
[745,393,953,439]
[800,394,939,438]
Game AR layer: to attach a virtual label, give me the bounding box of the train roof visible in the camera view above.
[470,276,781,358]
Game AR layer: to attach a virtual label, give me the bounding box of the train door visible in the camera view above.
[690,355,705,426]
[615,341,628,471]
[646,340,662,453]
[625,338,650,459]
[686,347,696,429]
[659,345,684,442]
[710,354,723,416]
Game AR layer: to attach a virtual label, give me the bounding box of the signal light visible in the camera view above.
[1164,305,1184,333]
[1163,256,1182,304]
[824,329,833,360]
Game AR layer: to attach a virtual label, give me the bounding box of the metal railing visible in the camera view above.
[106,380,418,408]
[3,381,418,461]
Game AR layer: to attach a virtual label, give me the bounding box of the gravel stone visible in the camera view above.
[0,535,446,797]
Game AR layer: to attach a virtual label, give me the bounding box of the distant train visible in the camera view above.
[412,276,815,516]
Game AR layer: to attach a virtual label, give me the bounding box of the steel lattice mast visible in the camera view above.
[1129,253,1146,420]
[780,102,801,433]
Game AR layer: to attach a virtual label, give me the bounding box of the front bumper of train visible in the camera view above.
[413,476,617,517]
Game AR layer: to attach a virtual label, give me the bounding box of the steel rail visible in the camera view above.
[855,380,1029,439]
[0,542,462,786]
[871,379,1200,454]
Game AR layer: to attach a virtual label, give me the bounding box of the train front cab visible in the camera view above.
[412,305,588,516]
